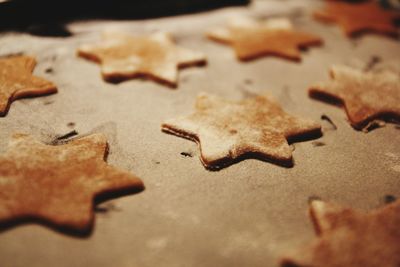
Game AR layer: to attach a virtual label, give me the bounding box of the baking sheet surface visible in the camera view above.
[0,1,400,266]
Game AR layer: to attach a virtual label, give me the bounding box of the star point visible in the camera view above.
[0,55,57,116]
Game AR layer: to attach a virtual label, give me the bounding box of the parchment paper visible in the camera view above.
[1,1,399,266]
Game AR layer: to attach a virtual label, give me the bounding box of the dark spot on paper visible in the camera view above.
[67,122,76,128]
[351,39,360,48]
[55,130,78,141]
[321,114,337,130]
[308,195,321,204]
[384,195,397,204]
[45,67,54,74]
[95,202,121,214]
[244,79,253,85]
[364,55,381,72]
[312,141,326,147]
[43,100,54,105]
[181,75,190,83]
[180,151,193,158]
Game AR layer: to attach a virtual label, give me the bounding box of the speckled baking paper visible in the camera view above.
[0,1,399,266]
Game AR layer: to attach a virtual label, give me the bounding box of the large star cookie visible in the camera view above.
[314,1,400,36]
[0,55,57,116]
[206,17,323,61]
[309,65,400,130]
[78,31,206,87]
[281,199,400,267]
[162,93,321,169]
[0,133,144,233]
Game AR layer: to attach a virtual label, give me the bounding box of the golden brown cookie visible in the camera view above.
[0,133,144,233]
[162,93,321,170]
[0,55,57,116]
[206,17,322,61]
[281,199,400,267]
[314,1,400,37]
[78,31,206,87]
[309,65,400,130]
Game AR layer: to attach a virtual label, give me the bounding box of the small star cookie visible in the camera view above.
[162,93,321,170]
[314,1,400,37]
[0,133,144,233]
[309,65,400,130]
[0,55,57,116]
[206,17,323,61]
[281,199,400,267]
[78,31,206,87]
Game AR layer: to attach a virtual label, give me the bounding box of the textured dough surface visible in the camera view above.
[206,17,322,61]
[78,31,206,87]
[281,199,400,267]
[162,93,321,169]
[0,133,144,232]
[313,1,400,36]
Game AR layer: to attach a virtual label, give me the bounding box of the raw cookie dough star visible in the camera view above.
[162,93,321,170]
[78,31,206,87]
[206,17,323,61]
[0,55,57,116]
[281,199,400,267]
[0,133,144,233]
[309,65,400,130]
[314,1,400,37]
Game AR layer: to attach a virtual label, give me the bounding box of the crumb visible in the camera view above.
[43,100,54,105]
[384,195,397,204]
[321,114,337,130]
[94,202,121,214]
[312,141,326,147]
[67,122,76,128]
[55,130,79,141]
[364,55,381,72]
[45,67,53,74]
[244,79,253,85]
[180,151,193,158]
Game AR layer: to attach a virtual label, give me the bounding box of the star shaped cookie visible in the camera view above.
[0,133,144,233]
[309,65,400,130]
[162,93,321,170]
[0,55,57,116]
[314,1,400,36]
[78,31,206,87]
[281,199,400,267]
[206,17,323,61]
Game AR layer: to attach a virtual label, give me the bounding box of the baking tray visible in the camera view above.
[0,1,400,266]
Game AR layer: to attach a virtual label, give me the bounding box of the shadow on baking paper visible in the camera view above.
[310,90,400,132]
[0,0,249,37]
[0,185,144,238]
[166,128,323,171]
